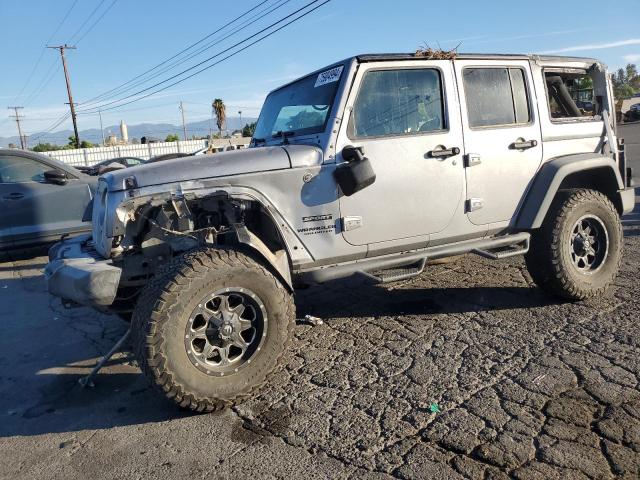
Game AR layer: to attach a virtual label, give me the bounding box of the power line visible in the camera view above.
[80,0,292,107]
[79,0,330,114]
[74,0,119,44]
[22,60,61,107]
[28,112,71,144]
[10,0,79,104]
[79,0,272,106]
[12,0,118,132]
[18,1,320,143]
[66,0,106,44]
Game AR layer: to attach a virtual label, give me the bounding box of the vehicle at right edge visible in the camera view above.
[45,52,636,410]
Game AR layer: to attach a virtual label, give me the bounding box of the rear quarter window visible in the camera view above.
[544,70,599,121]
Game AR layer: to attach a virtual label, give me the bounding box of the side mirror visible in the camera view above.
[44,169,68,186]
[334,145,376,196]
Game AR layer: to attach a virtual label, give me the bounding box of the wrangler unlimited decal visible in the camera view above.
[297,224,335,235]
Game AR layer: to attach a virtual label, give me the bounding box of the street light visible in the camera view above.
[238,111,242,135]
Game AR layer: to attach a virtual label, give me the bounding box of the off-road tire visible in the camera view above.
[132,247,295,412]
[525,189,623,300]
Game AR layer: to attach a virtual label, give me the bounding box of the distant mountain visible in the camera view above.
[0,116,257,148]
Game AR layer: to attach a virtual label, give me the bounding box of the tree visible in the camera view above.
[165,134,179,142]
[212,99,226,138]
[613,63,639,99]
[615,84,636,100]
[63,135,93,149]
[242,122,256,137]
[65,135,77,149]
[32,142,62,152]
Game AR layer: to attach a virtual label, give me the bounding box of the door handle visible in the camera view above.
[510,139,538,150]
[2,192,24,200]
[427,146,460,159]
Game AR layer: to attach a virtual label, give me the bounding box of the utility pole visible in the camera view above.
[98,109,105,145]
[238,110,242,135]
[7,106,26,149]
[179,101,188,140]
[47,44,80,148]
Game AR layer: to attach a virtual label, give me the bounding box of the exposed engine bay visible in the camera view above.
[109,193,288,315]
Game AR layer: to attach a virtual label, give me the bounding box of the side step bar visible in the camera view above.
[361,258,427,283]
[473,235,530,260]
[301,232,532,284]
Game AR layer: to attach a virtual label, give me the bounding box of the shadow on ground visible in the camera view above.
[0,265,565,440]
[296,282,561,320]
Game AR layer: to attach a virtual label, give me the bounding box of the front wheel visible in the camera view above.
[525,189,623,300]
[132,248,295,412]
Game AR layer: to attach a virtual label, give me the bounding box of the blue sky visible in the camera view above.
[1,0,639,140]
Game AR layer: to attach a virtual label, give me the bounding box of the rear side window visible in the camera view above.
[544,70,598,120]
[0,155,48,183]
[463,67,531,128]
[350,68,445,138]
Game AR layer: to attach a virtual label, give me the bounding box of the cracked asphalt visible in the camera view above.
[0,127,639,479]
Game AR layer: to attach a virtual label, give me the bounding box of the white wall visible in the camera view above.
[43,137,251,167]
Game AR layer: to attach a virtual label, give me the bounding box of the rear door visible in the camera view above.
[336,60,465,246]
[0,153,92,245]
[454,59,543,225]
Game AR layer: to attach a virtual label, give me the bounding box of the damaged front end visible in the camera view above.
[46,179,294,315]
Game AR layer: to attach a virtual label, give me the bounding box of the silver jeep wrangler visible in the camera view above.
[45,52,635,410]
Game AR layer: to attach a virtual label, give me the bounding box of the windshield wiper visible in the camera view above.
[272,130,295,139]
[272,130,295,145]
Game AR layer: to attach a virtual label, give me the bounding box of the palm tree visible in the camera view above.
[212,99,226,138]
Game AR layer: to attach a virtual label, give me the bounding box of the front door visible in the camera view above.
[337,60,465,246]
[454,59,543,225]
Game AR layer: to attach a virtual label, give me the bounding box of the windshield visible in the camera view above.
[253,65,344,140]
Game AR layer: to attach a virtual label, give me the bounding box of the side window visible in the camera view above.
[350,68,445,138]
[544,70,597,120]
[463,67,531,128]
[0,155,48,183]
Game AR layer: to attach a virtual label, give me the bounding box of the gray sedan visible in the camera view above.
[0,149,97,250]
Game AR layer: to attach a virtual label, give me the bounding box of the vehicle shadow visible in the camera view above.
[0,269,562,439]
[0,244,50,262]
[295,277,561,320]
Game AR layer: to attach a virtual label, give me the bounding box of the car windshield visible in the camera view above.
[253,65,344,140]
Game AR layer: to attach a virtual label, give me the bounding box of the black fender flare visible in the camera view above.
[515,153,625,229]
[231,224,293,291]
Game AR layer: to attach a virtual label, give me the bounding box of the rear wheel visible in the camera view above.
[525,189,623,300]
[132,248,295,411]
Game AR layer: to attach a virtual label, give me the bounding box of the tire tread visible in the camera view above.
[131,247,295,412]
[525,188,623,300]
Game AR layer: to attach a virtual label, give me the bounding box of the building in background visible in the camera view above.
[120,121,129,144]
[104,121,130,146]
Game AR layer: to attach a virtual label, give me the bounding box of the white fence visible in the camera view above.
[43,137,252,168]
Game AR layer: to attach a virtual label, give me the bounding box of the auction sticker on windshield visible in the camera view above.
[315,65,344,87]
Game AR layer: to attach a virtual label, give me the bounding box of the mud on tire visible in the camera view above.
[525,188,623,300]
[132,247,295,412]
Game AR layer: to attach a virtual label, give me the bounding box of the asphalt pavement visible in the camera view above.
[0,126,639,479]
